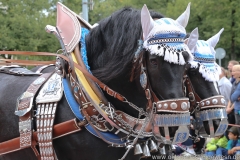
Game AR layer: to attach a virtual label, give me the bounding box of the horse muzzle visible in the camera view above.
[193,95,228,137]
[152,97,191,145]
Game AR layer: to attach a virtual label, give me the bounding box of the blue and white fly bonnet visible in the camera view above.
[186,28,224,82]
[141,3,193,65]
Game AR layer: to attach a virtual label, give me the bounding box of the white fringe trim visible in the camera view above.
[143,40,193,65]
[188,61,221,82]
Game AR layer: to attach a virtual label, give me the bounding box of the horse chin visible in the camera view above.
[203,119,221,135]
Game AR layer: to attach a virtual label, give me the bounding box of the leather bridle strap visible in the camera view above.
[184,76,202,111]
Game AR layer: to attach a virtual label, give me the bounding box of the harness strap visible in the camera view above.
[0,119,83,156]
[35,64,55,73]
[15,73,53,156]
[184,76,202,111]
[73,44,108,105]
[36,102,58,160]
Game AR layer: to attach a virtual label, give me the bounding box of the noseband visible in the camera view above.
[184,72,228,137]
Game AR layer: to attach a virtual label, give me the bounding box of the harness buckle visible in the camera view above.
[106,88,115,97]
[188,92,195,102]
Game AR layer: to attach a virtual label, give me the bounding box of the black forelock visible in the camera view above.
[86,7,164,83]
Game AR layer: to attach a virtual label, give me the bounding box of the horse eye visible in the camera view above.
[150,59,158,66]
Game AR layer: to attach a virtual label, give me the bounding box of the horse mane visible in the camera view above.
[86,7,164,83]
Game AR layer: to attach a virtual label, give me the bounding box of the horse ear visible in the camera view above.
[176,3,191,28]
[186,27,199,52]
[207,28,224,48]
[141,4,155,41]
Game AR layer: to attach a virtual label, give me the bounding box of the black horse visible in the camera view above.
[185,27,227,142]
[0,4,192,160]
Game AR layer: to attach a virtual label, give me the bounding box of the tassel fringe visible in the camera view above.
[189,61,221,82]
[143,41,193,65]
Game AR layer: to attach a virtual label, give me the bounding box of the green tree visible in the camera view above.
[88,0,168,23]
[0,0,61,61]
[165,0,240,66]
[1,0,239,66]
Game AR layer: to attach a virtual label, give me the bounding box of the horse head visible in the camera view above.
[139,4,194,144]
[86,4,192,144]
[185,27,228,137]
[142,4,192,99]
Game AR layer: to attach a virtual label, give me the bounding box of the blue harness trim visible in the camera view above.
[80,28,91,72]
[199,109,227,121]
[63,78,125,144]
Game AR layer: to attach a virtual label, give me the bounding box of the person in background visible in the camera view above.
[174,138,197,156]
[228,65,240,134]
[205,134,228,157]
[219,67,235,133]
[227,60,239,84]
[219,67,232,106]
[216,127,240,160]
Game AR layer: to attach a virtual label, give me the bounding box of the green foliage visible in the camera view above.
[88,0,167,23]
[164,0,240,66]
[1,0,240,66]
[0,0,60,61]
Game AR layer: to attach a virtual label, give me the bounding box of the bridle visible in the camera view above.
[129,40,191,146]
[183,66,228,138]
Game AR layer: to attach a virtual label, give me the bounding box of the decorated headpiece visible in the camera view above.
[187,27,224,82]
[141,3,193,65]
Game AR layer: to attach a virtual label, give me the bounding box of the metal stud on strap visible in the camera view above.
[36,73,63,160]
[37,103,58,160]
